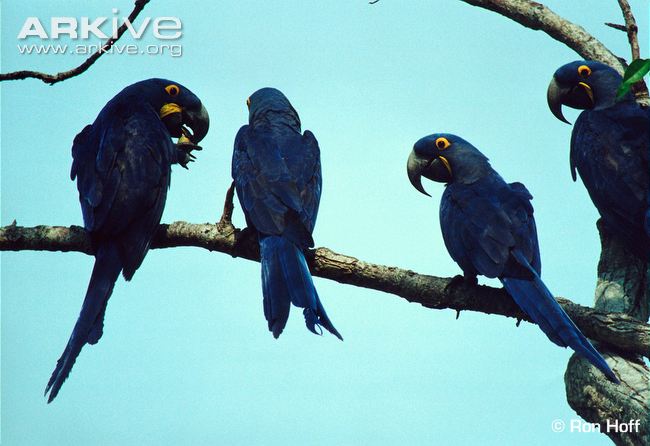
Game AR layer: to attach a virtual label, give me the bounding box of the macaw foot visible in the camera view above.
[175,134,202,169]
[445,274,478,293]
[233,226,259,257]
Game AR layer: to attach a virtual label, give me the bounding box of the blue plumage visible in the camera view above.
[548,60,650,258]
[407,133,618,382]
[45,79,209,402]
[232,88,341,340]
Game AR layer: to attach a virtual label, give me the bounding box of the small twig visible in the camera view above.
[605,22,628,32]
[369,0,380,4]
[0,0,151,85]
[217,182,236,230]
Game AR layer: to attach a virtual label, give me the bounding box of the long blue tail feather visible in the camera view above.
[260,236,342,340]
[45,243,122,402]
[502,252,618,383]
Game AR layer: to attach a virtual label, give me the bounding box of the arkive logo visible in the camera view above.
[17,9,182,40]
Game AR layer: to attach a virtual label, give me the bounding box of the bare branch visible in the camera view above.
[617,0,640,60]
[459,0,625,73]
[0,0,151,85]
[1,221,648,359]
[615,0,649,103]
[217,181,236,231]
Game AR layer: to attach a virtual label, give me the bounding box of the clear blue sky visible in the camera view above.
[1,1,647,445]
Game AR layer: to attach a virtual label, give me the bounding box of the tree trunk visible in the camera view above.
[565,221,649,445]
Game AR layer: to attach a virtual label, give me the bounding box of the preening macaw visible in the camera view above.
[407,133,618,382]
[232,87,342,340]
[45,79,209,402]
[547,60,649,259]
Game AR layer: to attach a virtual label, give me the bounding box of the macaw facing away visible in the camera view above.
[232,87,342,340]
[407,133,618,382]
[45,79,209,403]
[547,60,649,259]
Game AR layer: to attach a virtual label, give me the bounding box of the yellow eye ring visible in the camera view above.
[435,137,451,150]
[165,84,180,96]
[246,97,251,107]
[578,65,591,78]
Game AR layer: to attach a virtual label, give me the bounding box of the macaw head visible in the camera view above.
[547,60,625,123]
[245,87,301,131]
[123,78,210,143]
[407,133,490,196]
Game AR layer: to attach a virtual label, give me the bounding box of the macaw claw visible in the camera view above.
[175,141,202,168]
[445,274,477,293]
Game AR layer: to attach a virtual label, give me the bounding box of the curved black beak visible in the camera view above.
[407,150,453,197]
[547,77,572,124]
[182,103,210,144]
[407,150,431,196]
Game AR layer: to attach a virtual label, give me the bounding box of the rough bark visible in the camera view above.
[1,221,648,361]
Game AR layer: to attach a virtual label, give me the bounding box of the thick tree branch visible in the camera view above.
[459,0,625,72]
[0,0,151,85]
[1,221,648,360]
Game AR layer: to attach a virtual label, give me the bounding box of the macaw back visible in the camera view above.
[233,113,340,340]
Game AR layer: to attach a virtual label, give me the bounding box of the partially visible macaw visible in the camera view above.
[547,60,649,258]
[232,87,342,340]
[407,133,618,382]
[45,79,209,402]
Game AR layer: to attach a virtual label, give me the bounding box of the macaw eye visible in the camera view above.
[578,65,591,78]
[435,137,451,150]
[165,84,180,96]
[246,97,251,107]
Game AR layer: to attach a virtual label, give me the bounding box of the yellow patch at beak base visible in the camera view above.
[439,156,452,177]
[159,103,182,118]
[578,82,594,105]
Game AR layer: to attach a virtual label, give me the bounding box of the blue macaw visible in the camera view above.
[45,79,209,402]
[232,88,342,340]
[407,133,618,382]
[547,60,649,258]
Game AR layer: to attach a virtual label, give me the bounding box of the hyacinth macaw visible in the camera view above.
[547,60,649,258]
[407,133,618,382]
[232,87,342,340]
[45,79,209,402]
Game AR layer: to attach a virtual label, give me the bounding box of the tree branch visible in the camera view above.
[617,0,640,61]
[0,0,151,85]
[614,0,649,104]
[459,0,625,73]
[1,221,648,360]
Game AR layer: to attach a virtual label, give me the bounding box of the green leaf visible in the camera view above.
[616,58,650,99]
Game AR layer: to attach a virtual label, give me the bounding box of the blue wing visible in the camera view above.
[72,101,173,276]
[440,176,538,279]
[571,102,649,255]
